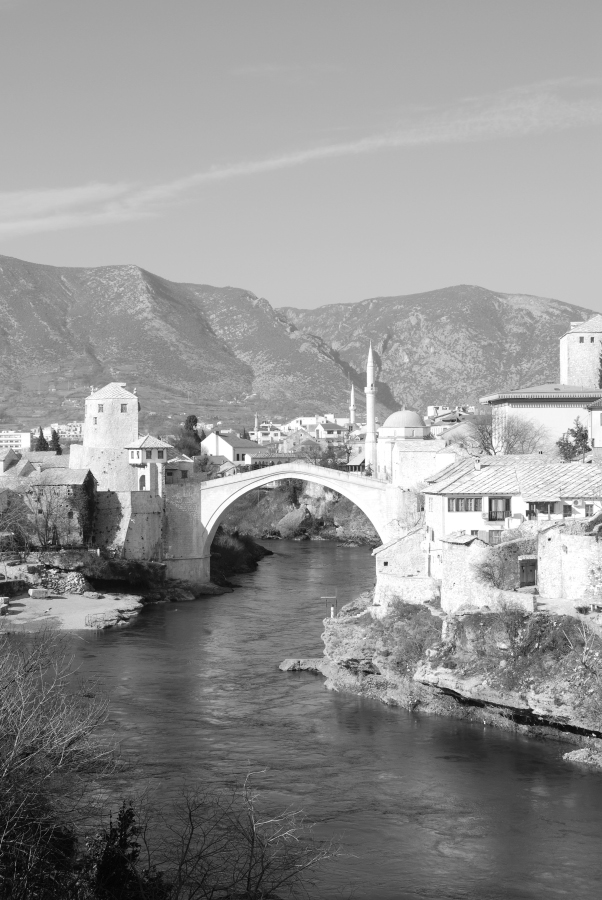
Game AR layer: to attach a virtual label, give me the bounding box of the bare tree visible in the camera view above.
[142,775,341,900]
[0,630,111,897]
[449,413,547,456]
[21,484,78,548]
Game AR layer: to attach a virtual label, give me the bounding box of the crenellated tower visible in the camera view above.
[364,342,377,473]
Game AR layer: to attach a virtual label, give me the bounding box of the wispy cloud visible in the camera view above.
[2,79,601,240]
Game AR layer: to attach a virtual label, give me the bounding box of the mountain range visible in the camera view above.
[0,254,596,433]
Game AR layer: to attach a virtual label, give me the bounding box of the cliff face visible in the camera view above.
[321,592,602,757]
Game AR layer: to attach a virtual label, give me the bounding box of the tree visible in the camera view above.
[21,484,80,548]
[49,429,62,455]
[557,417,591,461]
[174,416,203,458]
[451,413,547,456]
[0,631,111,897]
[598,350,602,389]
[34,427,49,452]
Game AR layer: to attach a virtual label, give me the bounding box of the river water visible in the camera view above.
[74,540,602,900]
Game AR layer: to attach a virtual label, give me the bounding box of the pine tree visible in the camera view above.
[556,416,590,461]
[34,427,49,452]
[49,428,62,455]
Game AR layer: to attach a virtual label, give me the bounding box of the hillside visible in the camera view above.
[0,256,596,432]
[279,286,596,412]
[0,255,376,431]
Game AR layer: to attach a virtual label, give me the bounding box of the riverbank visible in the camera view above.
[310,589,602,768]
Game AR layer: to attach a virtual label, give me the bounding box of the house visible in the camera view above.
[200,431,260,463]
[164,454,194,484]
[125,435,175,493]
[280,428,318,453]
[424,455,602,577]
[315,422,347,443]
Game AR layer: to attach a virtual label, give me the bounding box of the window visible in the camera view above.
[121,404,127,413]
[93,417,97,425]
[181,470,188,479]
[563,504,573,518]
[98,404,103,412]
[488,497,511,521]
[592,337,595,343]
[157,450,164,459]
[447,497,483,512]
[489,530,502,545]
[586,504,594,517]
[145,450,152,459]
[428,496,433,512]
[67,511,73,519]
[383,561,389,567]
[579,336,584,343]
[130,451,134,459]
[470,530,479,536]
[137,451,140,459]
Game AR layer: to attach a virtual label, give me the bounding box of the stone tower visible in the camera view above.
[364,342,377,473]
[560,315,602,388]
[82,383,139,449]
[349,383,356,427]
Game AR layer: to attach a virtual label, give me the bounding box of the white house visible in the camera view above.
[424,455,602,576]
[201,431,260,463]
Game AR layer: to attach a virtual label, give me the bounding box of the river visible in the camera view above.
[74,540,602,900]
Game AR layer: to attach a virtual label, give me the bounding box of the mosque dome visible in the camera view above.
[381,410,425,428]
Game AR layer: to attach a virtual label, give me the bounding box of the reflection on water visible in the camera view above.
[74,541,602,899]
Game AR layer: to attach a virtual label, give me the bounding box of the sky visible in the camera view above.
[0,0,601,311]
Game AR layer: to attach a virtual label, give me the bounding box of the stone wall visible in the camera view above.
[94,490,163,560]
[162,482,208,582]
[70,445,137,491]
[560,330,601,388]
[538,525,602,601]
[441,536,536,613]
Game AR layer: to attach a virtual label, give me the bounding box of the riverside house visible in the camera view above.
[424,456,602,577]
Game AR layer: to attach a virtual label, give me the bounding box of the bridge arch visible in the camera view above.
[202,463,388,550]
[163,461,396,583]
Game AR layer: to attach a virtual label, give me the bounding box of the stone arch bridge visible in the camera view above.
[162,460,414,583]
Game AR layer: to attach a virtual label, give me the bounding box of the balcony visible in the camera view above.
[488,510,507,522]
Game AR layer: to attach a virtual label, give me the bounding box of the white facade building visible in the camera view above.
[0,430,31,450]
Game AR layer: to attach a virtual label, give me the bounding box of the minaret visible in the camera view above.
[364,342,377,473]
[349,384,356,428]
[254,412,259,432]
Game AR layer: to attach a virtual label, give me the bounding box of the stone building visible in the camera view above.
[375,410,456,489]
[481,314,602,447]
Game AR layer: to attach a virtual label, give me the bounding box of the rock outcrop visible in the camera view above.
[313,590,602,763]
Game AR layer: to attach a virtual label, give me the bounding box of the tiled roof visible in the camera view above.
[564,315,602,335]
[31,469,94,486]
[425,456,602,501]
[88,383,137,401]
[441,531,483,545]
[125,434,174,450]
[480,383,602,403]
[210,433,260,449]
[588,398,602,410]
[0,449,17,460]
[21,451,60,462]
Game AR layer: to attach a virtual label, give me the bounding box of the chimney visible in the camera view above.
[475,458,481,471]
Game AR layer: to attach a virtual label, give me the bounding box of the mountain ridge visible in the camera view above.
[0,254,596,432]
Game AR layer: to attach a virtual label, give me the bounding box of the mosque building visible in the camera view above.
[361,345,456,490]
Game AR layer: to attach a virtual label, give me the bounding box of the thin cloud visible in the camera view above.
[1,79,601,240]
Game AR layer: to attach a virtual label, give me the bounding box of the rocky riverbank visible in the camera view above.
[219,480,379,545]
[305,589,602,767]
